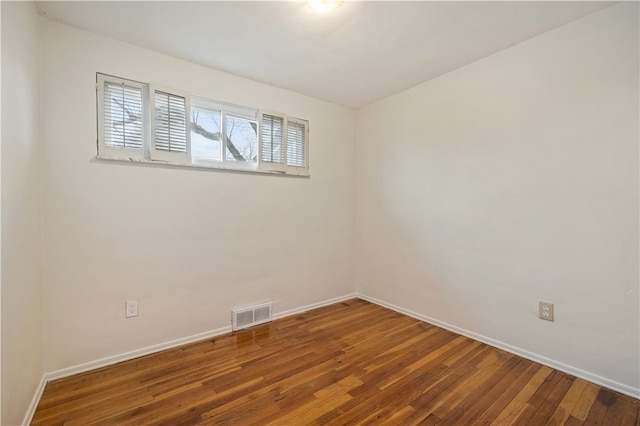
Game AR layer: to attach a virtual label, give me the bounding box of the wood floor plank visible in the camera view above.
[473,362,541,425]
[624,397,640,425]
[525,372,575,425]
[572,382,605,421]
[402,347,496,424]
[586,388,621,425]
[448,357,531,424]
[545,378,589,426]
[31,298,639,425]
[564,415,585,426]
[429,350,508,419]
[603,392,640,426]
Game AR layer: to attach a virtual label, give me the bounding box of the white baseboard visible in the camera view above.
[357,293,640,400]
[43,325,232,384]
[22,325,233,425]
[21,375,47,426]
[273,293,358,320]
[23,292,358,424]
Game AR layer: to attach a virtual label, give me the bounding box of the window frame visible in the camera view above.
[150,85,190,164]
[219,107,259,171]
[96,74,148,161]
[96,73,310,177]
[285,116,310,175]
[190,96,259,171]
[259,111,310,176]
[189,99,224,167]
[259,110,287,173]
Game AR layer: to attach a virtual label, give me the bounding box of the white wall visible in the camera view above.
[1,2,44,424]
[5,3,637,421]
[356,2,639,396]
[41,19,355,373]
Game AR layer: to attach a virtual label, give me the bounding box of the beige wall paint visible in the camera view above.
[40,19,356,373]
[1,2,44,424]
[356,2,639,394]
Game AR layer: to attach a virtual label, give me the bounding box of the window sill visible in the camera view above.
[94,155,310,178]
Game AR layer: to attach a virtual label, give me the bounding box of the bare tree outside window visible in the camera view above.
[191,108,257,163]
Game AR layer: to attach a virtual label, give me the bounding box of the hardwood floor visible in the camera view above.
[32,299,639,425]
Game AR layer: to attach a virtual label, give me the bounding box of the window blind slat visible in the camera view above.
[103,81,144,150]
[287,120,306,167]
[154,91,187,153]
[260,114,284,164]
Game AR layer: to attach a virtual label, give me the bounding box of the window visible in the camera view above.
[96,73,309,176]
[97,75,147,160]
[190,103,222,163]
[190,97,259,169]
[225,113,258,164]
[260,113,285,171]
[260,112,309,175]
[287,118,309,170]
[151,87,189,163]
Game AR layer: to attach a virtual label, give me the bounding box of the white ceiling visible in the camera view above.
[36,1,615,109]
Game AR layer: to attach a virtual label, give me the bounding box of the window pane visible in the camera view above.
[154,91,187,153]
[225,114,257,163]
[287,121,306,167]
[191,107,222,162]
[260,114,284,164]
[104,82,143,150]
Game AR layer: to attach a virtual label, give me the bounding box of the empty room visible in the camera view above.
[2,0,639,424]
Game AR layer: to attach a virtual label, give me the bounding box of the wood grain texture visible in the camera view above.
[31,299,639,425]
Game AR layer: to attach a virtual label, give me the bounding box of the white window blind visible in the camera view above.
[103,83,143,149]
[287,119,308,169]
[258,112,309,174]
[260,113,285,169]
[97,74,147,159]
[151,87,189,162]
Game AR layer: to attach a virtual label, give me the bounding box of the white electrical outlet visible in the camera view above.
[126,299,138,318]
[539,301,554,321]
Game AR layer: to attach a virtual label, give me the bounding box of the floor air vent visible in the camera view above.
[232,301,272,331]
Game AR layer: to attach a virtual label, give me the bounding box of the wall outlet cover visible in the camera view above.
[126,299,138,318]
[539,301,554,322]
